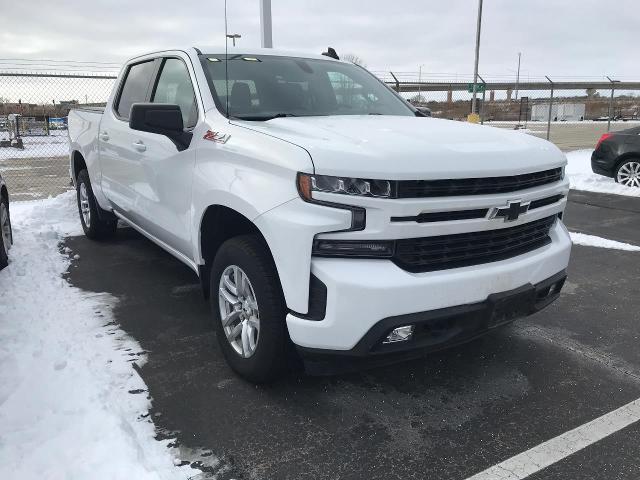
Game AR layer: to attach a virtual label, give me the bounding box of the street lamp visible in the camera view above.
[226,34,241,47]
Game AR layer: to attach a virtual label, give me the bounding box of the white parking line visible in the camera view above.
[465,397,640,480]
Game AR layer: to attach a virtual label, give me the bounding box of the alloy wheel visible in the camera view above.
[617,161,640,187]
[218,265,261,358]
[79,182,91,227]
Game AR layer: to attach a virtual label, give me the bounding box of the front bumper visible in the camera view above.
[298,270,566,374]
[591,150,615,177]
[287,221,571,354]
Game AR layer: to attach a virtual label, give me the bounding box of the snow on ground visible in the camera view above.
[565,149,640,197]
[569,232,640,251]
[0,192,194,480]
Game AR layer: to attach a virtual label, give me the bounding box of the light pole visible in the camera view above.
[260,0,273,48]
[226,33,241,46]
[470,0,483,120]
[515,52,521,101]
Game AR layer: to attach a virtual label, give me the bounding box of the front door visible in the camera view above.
[126,55,200,259]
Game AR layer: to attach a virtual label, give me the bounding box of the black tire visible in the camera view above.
[0,194,11,270]
[210,234,288,383]
[76,169,118,240]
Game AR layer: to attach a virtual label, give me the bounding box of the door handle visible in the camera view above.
[132,140,146,152]
[99,131,109,141]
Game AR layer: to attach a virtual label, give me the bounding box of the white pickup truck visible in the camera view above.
[68,46,571,382]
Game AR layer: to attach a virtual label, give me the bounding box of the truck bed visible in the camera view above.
[69,106,106,114]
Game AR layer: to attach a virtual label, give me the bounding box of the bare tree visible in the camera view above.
[342,53,367,67]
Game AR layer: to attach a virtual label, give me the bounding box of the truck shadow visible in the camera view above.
[62,226,637,480]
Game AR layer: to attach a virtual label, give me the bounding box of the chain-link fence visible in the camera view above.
[0,72,116,200]
[376,71,640,152]
[1,67,640,201]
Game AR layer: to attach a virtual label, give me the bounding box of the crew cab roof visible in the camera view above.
[125,46,345,64]
[194,45,344,62]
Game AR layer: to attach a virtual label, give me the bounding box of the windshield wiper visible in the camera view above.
[233,113,298,121]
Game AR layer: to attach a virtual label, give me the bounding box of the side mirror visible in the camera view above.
[129,103,192,151]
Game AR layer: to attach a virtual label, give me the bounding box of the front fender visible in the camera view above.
[254,198,351,314]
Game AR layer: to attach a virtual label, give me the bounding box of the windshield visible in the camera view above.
[200,54,415,120]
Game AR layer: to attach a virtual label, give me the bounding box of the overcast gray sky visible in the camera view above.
[1,0,639,80]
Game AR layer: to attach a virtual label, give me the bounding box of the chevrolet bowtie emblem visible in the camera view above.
[490,200,530,222]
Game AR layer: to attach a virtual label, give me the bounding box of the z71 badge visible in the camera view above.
[203,130,231,144]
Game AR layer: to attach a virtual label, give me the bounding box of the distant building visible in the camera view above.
[531,103,585,122]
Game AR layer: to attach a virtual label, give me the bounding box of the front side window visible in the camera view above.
[200,54,414,120]
[152,58,198,128]
[115,60,156,120]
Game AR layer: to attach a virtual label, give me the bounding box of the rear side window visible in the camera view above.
[115,60,156,120]
[152,58,198,128]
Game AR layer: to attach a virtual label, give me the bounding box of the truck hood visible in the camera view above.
[235,115,566,180]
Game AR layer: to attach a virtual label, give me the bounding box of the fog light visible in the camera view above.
[383,325,414,344]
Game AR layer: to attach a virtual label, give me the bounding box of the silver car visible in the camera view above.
[0,172,12,269]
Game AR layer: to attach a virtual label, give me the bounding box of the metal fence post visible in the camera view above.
[389,71,400,93]
[606,76,619,132]
[477,74,486,124]
[545,76,553,140]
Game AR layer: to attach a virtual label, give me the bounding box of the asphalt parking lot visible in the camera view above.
[64,190,640,480]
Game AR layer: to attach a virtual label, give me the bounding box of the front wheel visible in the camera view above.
[210,235,288,383]
[76,169,118,239]
[0,195,12,270]
[615,159,640,188]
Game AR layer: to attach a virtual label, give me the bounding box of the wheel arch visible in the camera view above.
[198,204,277,299]
[71,150,87,184]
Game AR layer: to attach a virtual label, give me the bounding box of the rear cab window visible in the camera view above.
[115,60,156,120]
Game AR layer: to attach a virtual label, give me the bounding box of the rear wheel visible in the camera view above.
[210,234,288,383]
[0,195,12,269]
[76,169,118,239]
[615,159,640,188]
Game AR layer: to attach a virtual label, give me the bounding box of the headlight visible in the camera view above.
[297,173,393,200]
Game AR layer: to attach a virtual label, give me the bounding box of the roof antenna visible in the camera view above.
[224,0,230,122]
[322,47,339,60]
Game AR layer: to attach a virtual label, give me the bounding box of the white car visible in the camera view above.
[68,46,571,382]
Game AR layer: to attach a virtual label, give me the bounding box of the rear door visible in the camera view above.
[99,59,158,214]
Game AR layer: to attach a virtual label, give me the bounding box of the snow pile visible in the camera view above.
[0,192,192,480]
[570,232,640,251]
[565,149,640,197]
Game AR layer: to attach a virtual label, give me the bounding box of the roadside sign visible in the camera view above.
[468,83,486,93]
